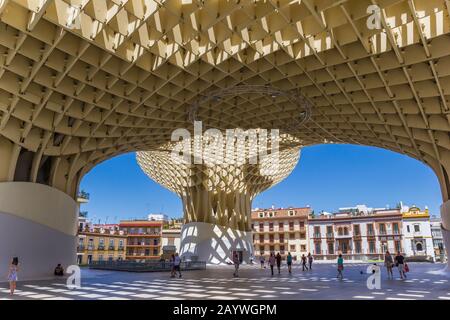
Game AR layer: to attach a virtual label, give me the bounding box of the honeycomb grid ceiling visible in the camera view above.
[1,0,450,197]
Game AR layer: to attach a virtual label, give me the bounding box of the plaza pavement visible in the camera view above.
[1,262,449,300]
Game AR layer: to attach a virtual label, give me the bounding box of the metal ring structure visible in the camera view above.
[188,85,312,133]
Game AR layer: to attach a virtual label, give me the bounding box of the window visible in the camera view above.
[280,245,285,254]
[328,242,334,255]
[300,232,306,240]
[279,222,284,230]
[354,225,360,236]
[269,235,274,243]
[314,226,320,237]
[98,255,104,261]
[288,210,295,216]
[259,223,264,232]
[269,223,274,231]
[315,243,321,255]
[379,223,386,235]
[393,223,399,234]
[290,245,296,251]
[369,241,376,253]
[395,241,401,253]
[289,233,295,240]
[338,227,343,236]
[343,227,349,235]
[354,241,362,253]
[269,246,275,252]
[300,221,305,228]
[269,212,273,217]
[289,221,294,231]
[259,235,264,242]
[414,224,420,232]
[259,213,264,218]
[407,225,410,233]
[326,226,333,237]
[300,245,306,251]
[367,224,374,236]
[279,235,284,243]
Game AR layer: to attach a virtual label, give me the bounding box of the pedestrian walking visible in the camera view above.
[276,252,282,274]
[337,254,344,280]
[233,252,240,277]
[394,251,406,280]
[308,253,313,270]
[172,253,182,278]
[384,251,394,279]
[170,254,176,278]
[301,254,308,271]
[260,255,265,269]
[7,257,19,295]
[287,252,293,274]
[269,253,276,276]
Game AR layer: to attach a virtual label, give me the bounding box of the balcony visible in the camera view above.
[326,233,334,238]
[108,246,115,250]
[312,233,321,239]
[118,246,125,251]
[97,245,105,251]
[77,245,85,252]
[335,233,351,238]
[87,245,94,251]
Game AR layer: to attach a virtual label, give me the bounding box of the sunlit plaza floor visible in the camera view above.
[1,262,450,300]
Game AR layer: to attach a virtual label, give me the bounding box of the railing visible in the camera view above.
[108,246,115,250]
[77,191,90,200]
[98,246,105,251]
[89,260,207,272]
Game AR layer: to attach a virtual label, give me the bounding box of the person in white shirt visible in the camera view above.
[172,253,182,278]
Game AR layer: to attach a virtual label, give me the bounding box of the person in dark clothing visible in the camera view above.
[307,253,313,270]
[301,254,308,271]
[54,264,64,276]
[269,253,275,276]
[394,252,406,280]
[276,253,282,274]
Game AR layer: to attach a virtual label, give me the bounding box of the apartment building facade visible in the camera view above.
[119,220,163,261]
[251,207,310,260]
[308,209,403,261]
[77,225,127,265]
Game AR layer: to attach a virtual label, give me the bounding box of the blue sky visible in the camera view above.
[79,144,442,224]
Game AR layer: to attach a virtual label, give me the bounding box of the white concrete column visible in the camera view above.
[438,201,450,272]
[179,222,254,264]
[0,182,78,281]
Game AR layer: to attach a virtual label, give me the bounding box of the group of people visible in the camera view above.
[257,252,314,276]
[335,251,409,280]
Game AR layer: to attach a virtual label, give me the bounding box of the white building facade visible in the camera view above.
[401,206,435,261]
[308,209,403,261]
